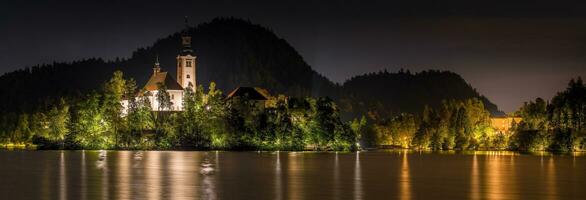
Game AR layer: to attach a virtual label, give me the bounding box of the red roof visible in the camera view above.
[144,71,184,91]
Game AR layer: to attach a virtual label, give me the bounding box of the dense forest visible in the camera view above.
[361,78,586,152]
[511,77,586,152]
[0,71,362,151]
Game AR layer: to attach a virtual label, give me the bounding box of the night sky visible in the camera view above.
[2,0,586,112]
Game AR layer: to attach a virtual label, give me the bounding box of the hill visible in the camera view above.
[0,17,503,117]
[340,69,503,118]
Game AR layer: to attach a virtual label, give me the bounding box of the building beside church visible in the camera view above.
[226,86,270,110]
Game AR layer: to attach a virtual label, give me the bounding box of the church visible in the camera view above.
[121,20,196,112]
[142,23,196,111]
[122,19,270,113]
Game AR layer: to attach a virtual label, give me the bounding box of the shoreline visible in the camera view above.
[1,144,584,155]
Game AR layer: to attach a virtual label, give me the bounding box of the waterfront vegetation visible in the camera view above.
[0,71,361,151]
[0,71,585,153]
[363,77,586,152]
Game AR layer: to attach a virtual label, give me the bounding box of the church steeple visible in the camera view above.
[153,55,161,74]
[180,16,193,56]
[176,16,197,92]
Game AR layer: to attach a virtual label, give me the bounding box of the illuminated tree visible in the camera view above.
[103,70,127,147]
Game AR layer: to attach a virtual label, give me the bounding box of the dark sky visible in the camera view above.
[2,0,586,112]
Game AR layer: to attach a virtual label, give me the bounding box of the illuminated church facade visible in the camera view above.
[141,25,196,111]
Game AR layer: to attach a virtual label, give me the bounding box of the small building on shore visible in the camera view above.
[490,116,522,134]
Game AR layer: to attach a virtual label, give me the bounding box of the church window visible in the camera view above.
[187,74,190,79]
[186,60,192,67]
[171,94,175,100]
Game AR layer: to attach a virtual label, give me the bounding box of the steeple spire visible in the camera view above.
[153,54,161,74]
[180,16,193,55]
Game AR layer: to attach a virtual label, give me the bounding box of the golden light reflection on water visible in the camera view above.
[546,156,557,200]
[484,151,519,200]
[169,152,189,199]
[288,152,301,200]
[334,152,339,200]
[146,151,161,200]
[275,151,282,200]
[399,150,411,200]
[354,151,362,200]
[201,152,216,200]
[59,151,66,200]
[117,151,131,200]
[100,150,109,200]
[470,153,480,200]
[15,150,586,200]
[486,152,505,200]
[81,150,86,200]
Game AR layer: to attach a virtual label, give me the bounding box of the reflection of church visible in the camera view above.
[141,20,196,111]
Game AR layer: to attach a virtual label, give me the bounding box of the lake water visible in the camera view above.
[0,150,584,200]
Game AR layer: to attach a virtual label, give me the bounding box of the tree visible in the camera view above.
[70,92,112,149]
[47,99,70,143]
[103,71,126,147]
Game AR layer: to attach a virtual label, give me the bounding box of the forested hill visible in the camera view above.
[0,17,503,116]
[0,18,339,113]
[340,70,504,118]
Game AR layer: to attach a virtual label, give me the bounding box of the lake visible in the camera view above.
[0,150,584,200]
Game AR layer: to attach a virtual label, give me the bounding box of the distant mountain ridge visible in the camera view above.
[0,17,503,117]
[340,69,503,118]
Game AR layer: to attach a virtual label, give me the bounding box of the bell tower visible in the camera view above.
[177,16,197,91]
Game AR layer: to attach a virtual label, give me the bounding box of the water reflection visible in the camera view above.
[100,151,109,200]
[275,151,282,200]
[354,151,362,199]
[470,153,480,200]
[2,151,585,200]
[399,151,411,200]
[201,153,215,200]
[334,152,339,200]
[41,153,51,200]
[81,151,86,200]
[117,151,131,200]
[484,151,519,200]
[59,151,66,200]
[146,152,161,200]
[546,156,557,200]
[288,152,301,200]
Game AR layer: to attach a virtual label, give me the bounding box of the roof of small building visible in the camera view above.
[226,87,270,100]
[144,71,184,91]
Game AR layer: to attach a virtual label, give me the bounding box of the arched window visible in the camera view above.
[186,60,192,67]
[186,74,190,79]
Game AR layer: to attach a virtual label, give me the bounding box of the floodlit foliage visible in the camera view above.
[0,71,358,150]
[2,71,583,153]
